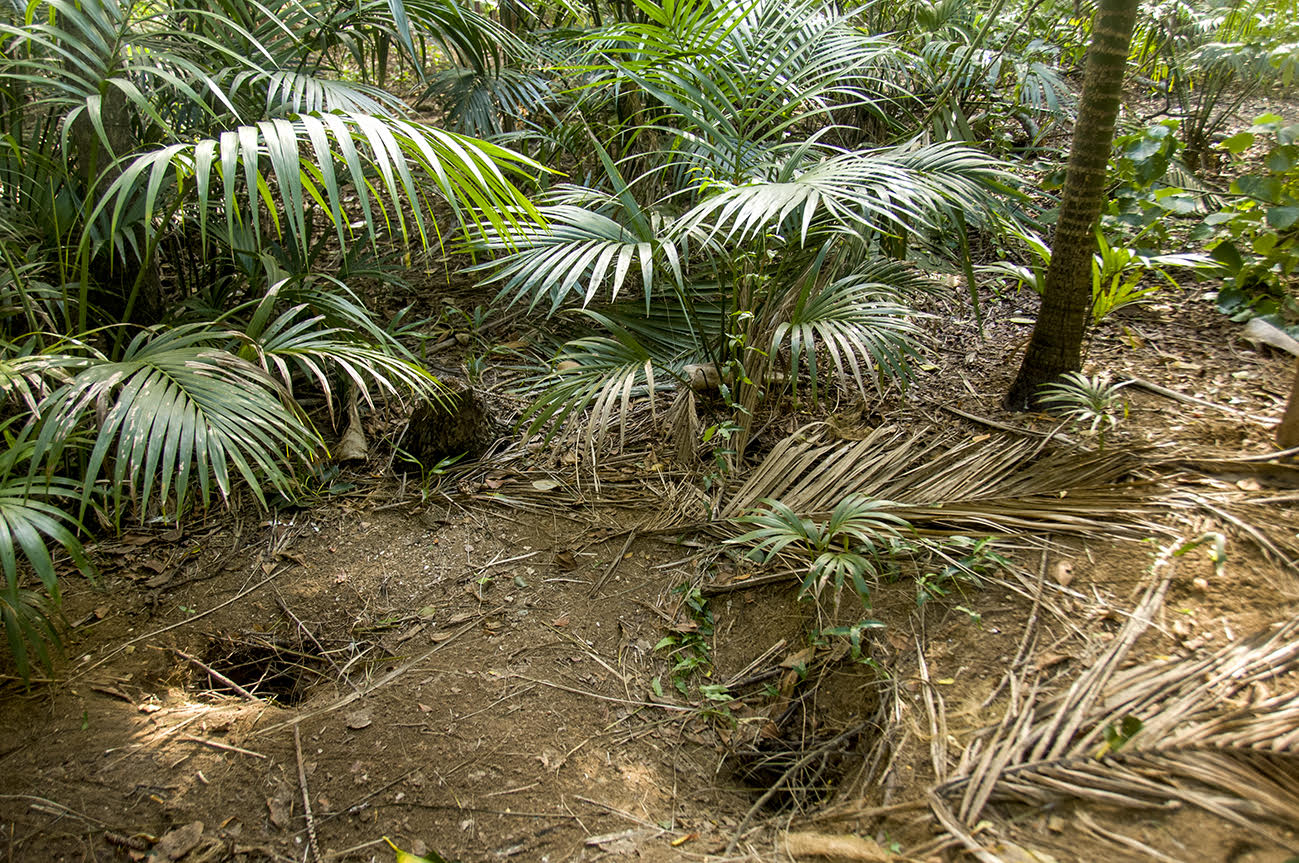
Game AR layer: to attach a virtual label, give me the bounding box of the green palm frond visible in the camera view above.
[422,66,554,137]
[772,261,928,400]
[94,112,542,261]
[675,142,1010,246]
[394,0,521,72]
[0,0,246,137]
[520,322,662,449]
[0,422,92,680]
[228,70,409,118]
[34,326,322,520]
[592,0,902,172]
[465,202,680,312]
[596,290,722,361]
[0,338,84,412]
[237,303,444,418]
[730,493,909,603]
[730,496,821,559]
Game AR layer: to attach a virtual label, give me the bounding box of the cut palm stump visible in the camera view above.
[403,382,497,465]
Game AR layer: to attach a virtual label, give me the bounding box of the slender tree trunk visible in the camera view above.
[1003,0,1140,409]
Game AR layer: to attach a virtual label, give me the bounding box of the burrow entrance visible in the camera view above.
[197,634,326,704]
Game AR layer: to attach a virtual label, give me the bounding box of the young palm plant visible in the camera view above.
[465,0,1012,461]
[730,495,911,608]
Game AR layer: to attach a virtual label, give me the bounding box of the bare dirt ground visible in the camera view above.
[2,273,1298,863]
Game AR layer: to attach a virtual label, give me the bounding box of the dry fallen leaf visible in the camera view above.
[147,821,203,862]
[783,830,891,861]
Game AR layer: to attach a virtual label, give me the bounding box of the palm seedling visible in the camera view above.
[729,495,911,608]
[1037,371,1130,446]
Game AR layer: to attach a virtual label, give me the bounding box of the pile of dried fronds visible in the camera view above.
[926,537,1299,861]
[721,424,1167,537]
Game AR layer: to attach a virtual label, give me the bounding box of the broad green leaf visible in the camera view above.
[1218,131,1254,154]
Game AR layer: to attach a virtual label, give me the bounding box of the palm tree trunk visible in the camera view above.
[1003,0,1139,409]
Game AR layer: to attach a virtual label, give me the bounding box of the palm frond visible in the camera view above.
[0,0,247,139]
[422,66,553,137]
[94,112,542,262]
[236,302,444,420]
[771,260,929,400]
[228,70,409,118]
[466,202,680,312]
[720,425,1168,536]
[520,322,663,450]
[675,142,1011,247]
[0,421,92,680]
[33,326,322,520]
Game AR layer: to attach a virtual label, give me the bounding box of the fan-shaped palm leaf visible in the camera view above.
[0,337,83,412]
[520,323,662,449]
[466,202,681,312]
[235,303,445,418]
[0,421,92,680]
[771,260,928,400]
[227,70,409,118]
[675,142,1011,247]
[34,326,322,521]
[94,112,542,262]
[0,0,248,139]
[422,66,554,137]
[588,0,912,178]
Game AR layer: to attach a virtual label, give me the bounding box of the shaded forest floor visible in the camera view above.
[2,269,1299,863]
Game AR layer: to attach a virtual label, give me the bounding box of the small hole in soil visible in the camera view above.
[198,635,320,704]
[724,656,880,812]
[730,724,866,812]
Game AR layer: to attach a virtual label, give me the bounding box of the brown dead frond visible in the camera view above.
[720,425,1167,538]
[934,537,1299,849]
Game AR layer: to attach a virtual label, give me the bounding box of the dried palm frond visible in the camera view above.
[720,425,1166,538]
[936,537,1299,849]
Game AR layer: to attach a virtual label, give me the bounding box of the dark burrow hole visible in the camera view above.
[198,634,324,705]
[723,655,880,812]
[729,723,867,812]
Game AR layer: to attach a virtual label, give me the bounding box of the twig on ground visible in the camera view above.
[474,550,542,574]
[274,593,357,693]
[1075,811,1190,863]
[1189,493,1299,572]
[166,648,258,700]
[573,795,660,829]
[294,726,322,863]
[589,529,639,597]
[700,571,798,596]
[915,625,948,784]
[323,838,385,861]
[938,405,1076,444]
[980,550,1048,710]
[1122,376,1274,423]
[68,567,287,683]
[253,606,503,737]
[723,724,864,855]
[511,674,692,712]
[179,735,266,759]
